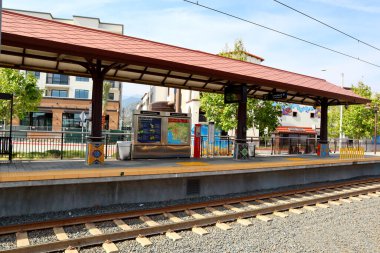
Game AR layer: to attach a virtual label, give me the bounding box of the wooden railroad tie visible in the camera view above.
[165,211,209,236]
[113,219,132,231]
[140,215,182,241]
[255,199,275,206]
[339,198,352,204]
[350,196,363,201]
[65,246,79,253]
[103,240,119,253]
[16,231,29,248]
[240,201,260,209]
[136,235,152,247]
[84,223,119,252]
[222,205,252,226]
[315,203,329,209]
[53,226,69,241]
[303,205,317,212]
[85,223,102,235]
[187,209,231,231]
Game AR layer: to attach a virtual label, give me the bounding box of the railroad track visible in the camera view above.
[1,177,380,253]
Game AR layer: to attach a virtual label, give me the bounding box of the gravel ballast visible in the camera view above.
[28,229,57,245]
[113,196,380,253]
[0,234,16,251]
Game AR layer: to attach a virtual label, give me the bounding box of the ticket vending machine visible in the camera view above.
[132,111,191,159]
[193,124,202,158]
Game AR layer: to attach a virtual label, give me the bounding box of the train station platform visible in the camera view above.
[1,155,380,217]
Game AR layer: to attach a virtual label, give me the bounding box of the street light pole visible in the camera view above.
[339,73,344,149]
[374,106,378,155]
[366,103,379,155]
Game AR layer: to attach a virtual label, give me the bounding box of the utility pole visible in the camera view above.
[339,73,344,149]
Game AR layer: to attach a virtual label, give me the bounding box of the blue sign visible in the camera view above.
[137,117,161,143]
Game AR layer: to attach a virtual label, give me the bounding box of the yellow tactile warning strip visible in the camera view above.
[1,157,380,183]
[286,158,308,161]
[176,162,209,166]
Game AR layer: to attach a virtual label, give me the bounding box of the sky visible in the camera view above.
[4,0,380,98]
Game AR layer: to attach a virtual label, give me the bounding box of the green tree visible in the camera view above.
[327,106,340,138]
[342,82,379,139]
[102,81,112,116]
[0,68,42,124]
[200,39,281,135]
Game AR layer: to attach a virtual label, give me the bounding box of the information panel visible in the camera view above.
[137,116,162,143]
[167,118,190,145]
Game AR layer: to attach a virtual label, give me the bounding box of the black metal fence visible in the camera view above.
[1,129,376,161]
[198,136,318,157]
[0,130,131,161]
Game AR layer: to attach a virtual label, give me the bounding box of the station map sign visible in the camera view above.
[137,116,162,143]
[167,118,190,145]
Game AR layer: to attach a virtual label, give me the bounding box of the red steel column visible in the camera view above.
[193,124,201,158]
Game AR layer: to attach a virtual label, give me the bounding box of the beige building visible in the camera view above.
[8,9,123,132]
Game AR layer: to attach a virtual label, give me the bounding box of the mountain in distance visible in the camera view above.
[122,96,141,108]
[121,95,142,127]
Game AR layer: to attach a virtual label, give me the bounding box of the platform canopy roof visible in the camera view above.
[0,10,369,106]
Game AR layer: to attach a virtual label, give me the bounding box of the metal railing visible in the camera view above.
[1,129,377,161]
[198,136,319,157]
[0,130,131,161]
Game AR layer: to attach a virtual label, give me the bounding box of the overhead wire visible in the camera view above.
[183,0,380,69]
[273,0,380,52]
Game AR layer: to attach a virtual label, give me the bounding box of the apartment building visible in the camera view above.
[8,9,123,132]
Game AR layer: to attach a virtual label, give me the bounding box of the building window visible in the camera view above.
[75,76,90,82]
[20,112,52,131]
[75,89,89,99]
[46,73,69,85]
[51,90,68,98]
[199,109,207,122]
[62,113,82,129]
[108,93,115,100]
[26,71,40,79]
[310,112,315,118]
[106,80,116,88]
[292,111,298,117]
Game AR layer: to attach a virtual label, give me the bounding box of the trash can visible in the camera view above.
[116,141,132,160]
[248,143,255,157]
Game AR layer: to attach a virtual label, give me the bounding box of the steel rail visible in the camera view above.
[1,177,379,236]
[3,182,380,253]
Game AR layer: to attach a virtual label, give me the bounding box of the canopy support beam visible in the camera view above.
[319,98,329,144]
[236,84,247,143]
[88,59,105,140]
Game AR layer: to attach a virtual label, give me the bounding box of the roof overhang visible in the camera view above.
[0,10,370,106]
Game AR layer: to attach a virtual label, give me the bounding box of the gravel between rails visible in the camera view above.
[28,228,57,245]
[0,234,16,251]
[95,221,121,234]
[64,224,91,239]
[112,196,380,253]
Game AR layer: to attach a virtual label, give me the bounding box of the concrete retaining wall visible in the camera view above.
[1,163,380,217]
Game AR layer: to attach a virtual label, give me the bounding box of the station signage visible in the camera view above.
[0,93,12,100]
[224,85,247,104]
[140,110,160,116]
[263,92,287,100]
[169,112,188,117]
